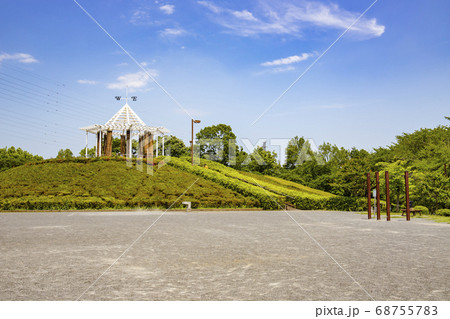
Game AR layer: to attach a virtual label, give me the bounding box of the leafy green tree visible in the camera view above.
[196,124,236,165]
[157,135,189,157]
[411,170,450,213]
[246,146,280,174]
[79,146,96,158]
[333,157,371,197]
[0,146,43,171]
[285,136,306,168]
[56,149,73,159]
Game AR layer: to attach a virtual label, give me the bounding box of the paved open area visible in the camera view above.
[0,210,448,301]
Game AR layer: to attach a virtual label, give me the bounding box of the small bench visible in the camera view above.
[401,209,422,216]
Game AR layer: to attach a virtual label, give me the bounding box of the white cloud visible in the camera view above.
[0,53,38,64]
[272,66,296,73]
[198,0,385,38]
[130,9,150,25]
[160,28,186,37]
[107,70,158,92]
[160,4,175,15]
[261,53,313,67]
[197,1,222,14]
[77,79,98,85]
[232,10,258,22]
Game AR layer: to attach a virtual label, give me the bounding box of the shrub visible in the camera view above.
[412,205,429,215]
[436,209,450,217]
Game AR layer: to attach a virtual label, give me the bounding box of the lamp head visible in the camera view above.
[193,120,201,124]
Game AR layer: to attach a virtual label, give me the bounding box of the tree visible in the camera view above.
[412,170,450,213]
[79,146,96,158]
[157,135,189,157]
[56,149,73,159]
[285,136,306,169]
[246,146,280,174]
[196,124,236,165]
[0,147,43,171]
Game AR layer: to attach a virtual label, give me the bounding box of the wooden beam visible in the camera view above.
[120,135,126,156]
[126,130,131,158]
[105,130,113,157]
[96,132,101,157]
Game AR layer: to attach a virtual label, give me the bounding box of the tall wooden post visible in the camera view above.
[126,130,131,158]
[149,133,154,158]
[367,173,372,219]
[105,130,113,156]
[375,171,381,220]
[162,135,165,156]
[143,132,154,163]
[138,134,143,158]
[120,135,126,156]
[385,171,391,221]
[405,171,411,221]
[96,132,101,157]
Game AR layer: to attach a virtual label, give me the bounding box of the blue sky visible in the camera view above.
[0,0,449,160]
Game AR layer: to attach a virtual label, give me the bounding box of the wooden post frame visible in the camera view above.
[105,130,113,157]
[385,171,391,221]
[367,173,372,219]
[96,131,101,157]
[120,135,126,156]
[375,171,381,220]
[126,130,131,158]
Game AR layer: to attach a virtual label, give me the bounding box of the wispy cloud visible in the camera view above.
[160,27,186,37]
[0,53,38,64]
[107,70,158,92]
[197,0,384,38]
[160,4,175,15]
[77,79,98,85]
[129,9,150,25]
[261,53,313,67]
[231,10,258,22]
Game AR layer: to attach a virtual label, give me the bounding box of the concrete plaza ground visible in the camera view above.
[0,210,448,301]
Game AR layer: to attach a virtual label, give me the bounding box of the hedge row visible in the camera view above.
[436,208,450,217]
[198,159,365,211]
[166,157,285,210]
[0,195,258,211]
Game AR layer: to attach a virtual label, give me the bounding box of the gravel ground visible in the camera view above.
[0,210,448,301]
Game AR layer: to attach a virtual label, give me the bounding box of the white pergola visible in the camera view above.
[80,102,169,158]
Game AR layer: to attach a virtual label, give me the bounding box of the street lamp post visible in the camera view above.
[191,119,201,165]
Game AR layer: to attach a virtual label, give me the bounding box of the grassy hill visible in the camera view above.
[0,159,257,210]
[0,157,364,211]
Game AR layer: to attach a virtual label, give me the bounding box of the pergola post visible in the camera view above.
[96,132,101,157]
[162,135,165,156]
[120,135,126,156]
[102,132,107,156]
[138,134,143,158]
[156,135,159,157]
[126,130,131,158]
[105,130,113,156]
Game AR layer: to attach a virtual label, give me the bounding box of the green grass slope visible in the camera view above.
[0,157,366,211]
[0,159,258,210]
[167,157,366,211]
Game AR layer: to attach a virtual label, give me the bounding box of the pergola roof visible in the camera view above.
[80,102,170,136]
